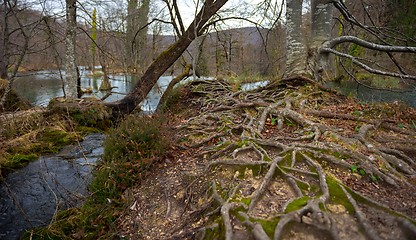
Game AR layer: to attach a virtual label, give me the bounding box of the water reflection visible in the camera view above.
[13,70,174,112]
[326,80,416,107]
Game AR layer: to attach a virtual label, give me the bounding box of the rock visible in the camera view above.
[327,204,347,214]
[302,215,313,225]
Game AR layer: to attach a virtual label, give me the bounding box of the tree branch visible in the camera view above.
[324,36,416,53]
[321,47,416,80]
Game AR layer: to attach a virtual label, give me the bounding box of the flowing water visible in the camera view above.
[1,70,175,239]
[0,133,105,240]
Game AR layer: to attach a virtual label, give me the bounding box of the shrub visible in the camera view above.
[90,114,171,202]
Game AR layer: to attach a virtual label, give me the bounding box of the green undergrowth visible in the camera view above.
[24,113,172,239]
[1,125,83,176]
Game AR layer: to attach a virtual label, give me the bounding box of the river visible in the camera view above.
[13,69,174,112]
[326,80,416,107]
[12,71,416,108]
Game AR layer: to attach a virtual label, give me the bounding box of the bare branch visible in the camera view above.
[324,36,416,53]
[321,47,416,80]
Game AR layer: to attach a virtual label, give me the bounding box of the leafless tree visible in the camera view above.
[64,0,79,98]
[105,0,229,116]
[0,0,42,110]
[284,0,416,84]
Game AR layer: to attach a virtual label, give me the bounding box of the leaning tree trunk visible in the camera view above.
[285,0,307,76]
[105,0,229,118]
[64,0,79,99]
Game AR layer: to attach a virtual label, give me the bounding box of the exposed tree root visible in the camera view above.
[119,77,416,239]
[174,78,416,239]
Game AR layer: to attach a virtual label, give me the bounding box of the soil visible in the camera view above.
[116,78,416,240]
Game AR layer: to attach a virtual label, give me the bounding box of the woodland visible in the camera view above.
[0,0,416,239]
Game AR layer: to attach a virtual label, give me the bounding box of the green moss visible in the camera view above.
[36,127,79,153]
[284,196,311,213]
[4,153,38,169]
[326,175,354,214]
[296,181,311,195]
[204,218,225,240]
[47,98,111,130]
[74,126,103,135]
[258,217,280,238]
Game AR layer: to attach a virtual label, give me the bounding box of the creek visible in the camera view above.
[0,133,105,240]
[1,70,175,239]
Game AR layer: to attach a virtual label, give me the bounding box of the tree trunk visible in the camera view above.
[105,0,229,117]
[137,0,150,73]
[285,0,307,76]
[311,0,333,79]
[126,0,138,72]
[64,0,79,98]
[0,0,9,80]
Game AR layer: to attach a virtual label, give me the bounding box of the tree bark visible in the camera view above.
[285,0,307,76]
[126,0,138,72]
[137,0,150,73]
[0,0,9,80]
[105,0,229,117]
[64,0,79,98]
[311,0,333,79]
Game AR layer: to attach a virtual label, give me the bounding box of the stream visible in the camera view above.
[0,133,105,239]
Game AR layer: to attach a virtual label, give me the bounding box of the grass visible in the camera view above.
[24,113,172,239]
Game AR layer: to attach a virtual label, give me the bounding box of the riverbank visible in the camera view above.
[0,98,110,177]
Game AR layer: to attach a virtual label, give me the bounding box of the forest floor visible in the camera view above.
[116,77,416,240]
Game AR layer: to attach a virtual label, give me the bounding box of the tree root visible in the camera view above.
[168,79,416,239]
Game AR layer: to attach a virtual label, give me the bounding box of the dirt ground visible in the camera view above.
[116,79,416,240]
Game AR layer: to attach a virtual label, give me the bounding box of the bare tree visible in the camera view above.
[125,0,150,73]
[105,0,229,116]
[0,0,41,110]
[0,0,9,80]
[284,0,416,83]
[64,0,79,98]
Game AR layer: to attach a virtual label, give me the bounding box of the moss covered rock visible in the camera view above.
[48,97,112,130]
